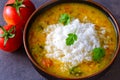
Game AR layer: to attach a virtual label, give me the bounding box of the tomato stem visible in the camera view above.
[0,26,16,46]
[6,0,26,16]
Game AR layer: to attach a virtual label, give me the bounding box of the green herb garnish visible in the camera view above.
[66,33,77,46]
[59,13,70,25]
[92,47,105,62]
[69,66,82,76]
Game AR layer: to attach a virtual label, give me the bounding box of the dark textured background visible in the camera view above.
[0,0,120,80]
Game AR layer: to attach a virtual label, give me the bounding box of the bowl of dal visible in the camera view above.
[23,0,120,79]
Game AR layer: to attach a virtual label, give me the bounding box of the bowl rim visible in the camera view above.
[23,0,120,79]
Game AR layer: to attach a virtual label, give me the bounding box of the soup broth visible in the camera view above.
[28,3,116,78]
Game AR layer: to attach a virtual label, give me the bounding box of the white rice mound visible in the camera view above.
[44,19,101,67]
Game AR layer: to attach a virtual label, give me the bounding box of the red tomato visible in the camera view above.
[42,58,53,68]
[0,25,23,52]
[3,0,35,29]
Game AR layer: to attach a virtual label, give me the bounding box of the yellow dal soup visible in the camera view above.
[28,3,116,78]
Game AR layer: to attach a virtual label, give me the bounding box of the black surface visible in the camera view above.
[0,0,120,80]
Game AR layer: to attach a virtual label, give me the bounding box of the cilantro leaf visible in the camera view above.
[69,66,82,76]
[66,33,77,46]
[59,13,70,25]
[92,47,105,62]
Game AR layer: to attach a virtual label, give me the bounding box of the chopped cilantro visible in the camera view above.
[59,13,70,25]
[66,33,77,46]
[92,47,105,62]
